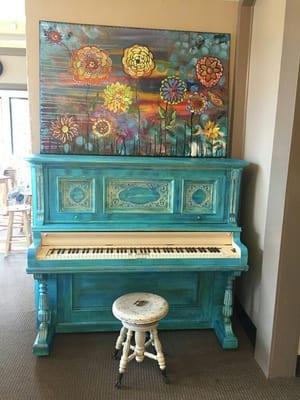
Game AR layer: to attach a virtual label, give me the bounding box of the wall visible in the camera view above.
[239,0,300,377]
[0,50,27,88]
[238,0,286,327]
[25,0,240,154]
[269,59,300,375]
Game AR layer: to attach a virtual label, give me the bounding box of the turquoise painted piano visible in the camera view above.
[27,154,248,356]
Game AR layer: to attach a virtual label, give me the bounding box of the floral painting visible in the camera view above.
[40,21,230,157]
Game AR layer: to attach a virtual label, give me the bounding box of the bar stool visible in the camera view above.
[4,204,32,256]
[112,292,169,388]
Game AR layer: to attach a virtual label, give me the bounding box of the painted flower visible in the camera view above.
[44,28,63,44]
[160,76,187,105]
[208,91,224,107]
[195,56,224,88]
[122,44,155,79]
[91,117,113,137]
[187,92,208,114]
[49,115,79,143]
[203,121,223,140]
[71,46,112,85]
[103,82,133,113]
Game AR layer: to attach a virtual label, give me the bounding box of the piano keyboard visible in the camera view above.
[36,232,241,260]
[39,245,239,260]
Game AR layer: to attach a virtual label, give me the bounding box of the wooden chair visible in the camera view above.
[0,175,13,216]
[4,204,32,256]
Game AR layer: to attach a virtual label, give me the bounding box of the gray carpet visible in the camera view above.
[0,251,299,400]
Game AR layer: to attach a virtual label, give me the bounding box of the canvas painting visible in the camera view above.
[40,21,230,157]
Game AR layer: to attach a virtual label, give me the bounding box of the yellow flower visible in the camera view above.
[122,44,155,79]
[71,46,112,85]
[91,118,113,137]
[103,82,133,113]
[203,121,222,140]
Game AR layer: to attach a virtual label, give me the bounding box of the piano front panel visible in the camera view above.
[56,271,215,331]
[45,164,230,226]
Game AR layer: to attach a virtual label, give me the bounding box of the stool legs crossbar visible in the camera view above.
[112,292,169,389]
[114,325,168,388]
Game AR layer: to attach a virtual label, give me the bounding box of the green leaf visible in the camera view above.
[171,110,176,123]
[158,106,166,119]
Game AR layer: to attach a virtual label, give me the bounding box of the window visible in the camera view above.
[0,90,31,185]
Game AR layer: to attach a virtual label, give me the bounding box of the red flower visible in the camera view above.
[45,29,63,44]
[195,57,224,88]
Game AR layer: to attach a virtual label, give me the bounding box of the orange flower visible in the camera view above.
[49,115,79,143]
[187,92,207,114]
[91,117,113,137]
[71,46,112,85]
[208,91,223,107]
[195,57,224,88]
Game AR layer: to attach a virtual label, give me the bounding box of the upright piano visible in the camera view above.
[27,154,248,356]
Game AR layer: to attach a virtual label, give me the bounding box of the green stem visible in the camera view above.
[164,103,168,152]
[135,81,140,137]
[85,85,90,139]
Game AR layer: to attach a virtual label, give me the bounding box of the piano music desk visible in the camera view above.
[27,155,248,356]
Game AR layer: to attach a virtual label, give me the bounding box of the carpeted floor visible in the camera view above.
[0,250,299,400]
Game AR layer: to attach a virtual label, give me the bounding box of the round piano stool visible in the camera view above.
[112,292,169,389]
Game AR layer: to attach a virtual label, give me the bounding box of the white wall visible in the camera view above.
[0,54,27,86]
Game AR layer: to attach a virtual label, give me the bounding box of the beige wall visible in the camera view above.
[25,0,240,153]
[238,0,286,327]
[239,0,300,377]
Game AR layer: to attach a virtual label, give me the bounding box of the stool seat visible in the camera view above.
[112,292,169,325]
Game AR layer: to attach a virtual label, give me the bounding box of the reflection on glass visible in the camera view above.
[10,97,31,156]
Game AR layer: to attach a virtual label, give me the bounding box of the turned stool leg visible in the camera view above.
[4,211,14,257]
[113,326,127,359]
[22,210,32,247]
[151,328,168,382]
[134,331,145,362]
[116,329,133,388]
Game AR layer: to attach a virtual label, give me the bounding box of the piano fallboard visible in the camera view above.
[26,155,248,356]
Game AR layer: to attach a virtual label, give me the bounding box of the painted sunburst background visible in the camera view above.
[40,21,230,157]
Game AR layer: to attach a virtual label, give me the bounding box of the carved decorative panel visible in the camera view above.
[183,180,216,213]
[105,179,173,213]
[58,178,95,212]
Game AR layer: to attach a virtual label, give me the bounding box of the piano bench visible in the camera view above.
[112,292,169,388]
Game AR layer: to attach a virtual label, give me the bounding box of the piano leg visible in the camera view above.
[33,273,55,356]
[214,272,241,349]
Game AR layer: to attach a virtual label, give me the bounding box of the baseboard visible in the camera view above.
[234,297,256,347]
